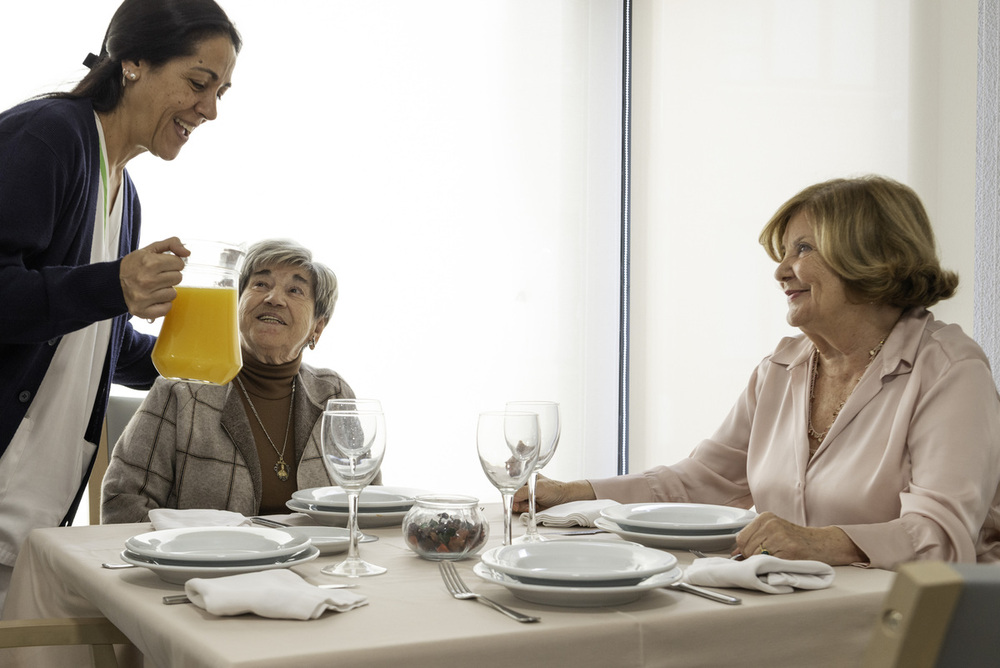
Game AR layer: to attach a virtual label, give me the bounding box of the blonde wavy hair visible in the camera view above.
[758,175,958,307]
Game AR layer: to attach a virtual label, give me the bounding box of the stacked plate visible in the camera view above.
[595,503,756,551]
[285,486,427,528]
[120,526,320,584]
[473,540,681,607]
[278,526,377,555]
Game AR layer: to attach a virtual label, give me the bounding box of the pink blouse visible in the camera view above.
[592,308,1000,569]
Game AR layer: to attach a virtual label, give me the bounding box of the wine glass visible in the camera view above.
[326,398,383,412]
[507,401,560,543]
[477,410,540,545]
[320,409,387,576]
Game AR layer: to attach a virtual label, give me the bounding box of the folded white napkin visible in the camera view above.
[185,570,368,620]
[682,555,835,594]
[520,500,621,527]
[149,508,252,530]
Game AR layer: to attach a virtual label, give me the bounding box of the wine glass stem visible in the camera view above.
[346,490,361,560]
[501,491,515,545]
[524,470,540,538]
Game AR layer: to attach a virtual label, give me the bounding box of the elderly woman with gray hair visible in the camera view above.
[101,239,366,522]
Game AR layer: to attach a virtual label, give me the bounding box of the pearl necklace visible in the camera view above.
[807,338,886,443]
[237,376,296,481]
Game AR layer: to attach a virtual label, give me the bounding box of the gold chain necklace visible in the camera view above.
[807,338,886,443]
[236,376,295,481]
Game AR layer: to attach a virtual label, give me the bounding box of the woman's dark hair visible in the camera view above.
[55,0,241,112]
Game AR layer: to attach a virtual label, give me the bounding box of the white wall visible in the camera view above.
[629,0,979,472]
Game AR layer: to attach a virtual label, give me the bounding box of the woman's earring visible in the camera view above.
[308,337,316,350]
[122,70,136,87]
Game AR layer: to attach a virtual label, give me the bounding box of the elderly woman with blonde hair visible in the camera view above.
[102,239,372,522]
[516,175,1000,569]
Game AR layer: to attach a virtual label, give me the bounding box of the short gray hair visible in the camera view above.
[238,239,338,322]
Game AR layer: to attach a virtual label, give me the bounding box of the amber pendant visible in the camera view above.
[275,459,289,481]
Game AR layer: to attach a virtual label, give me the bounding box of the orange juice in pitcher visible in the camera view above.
[151,240,245,385]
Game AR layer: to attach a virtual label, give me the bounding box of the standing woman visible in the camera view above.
[0,0,241,607]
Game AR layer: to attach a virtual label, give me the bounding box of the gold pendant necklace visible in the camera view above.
[808,337,886,443]
[237,376,295,481]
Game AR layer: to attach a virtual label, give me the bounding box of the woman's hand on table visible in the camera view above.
[511,474,597,513]
[120,237,190,319]
[734,511,866,565]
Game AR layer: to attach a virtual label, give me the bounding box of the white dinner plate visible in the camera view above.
[594,518,740,552]
[472,562,682,607]
[279,526,377,555]
[285,499,407,528]
[480,540,677,586]
[600,503,756,535]
[120,546,320,585]
[292,486,427,513]
[125,526,310,563]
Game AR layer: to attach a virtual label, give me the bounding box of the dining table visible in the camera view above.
[1,504,896,668]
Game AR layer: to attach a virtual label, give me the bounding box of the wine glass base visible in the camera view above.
[512,532,549,544]
[321,559,387,577]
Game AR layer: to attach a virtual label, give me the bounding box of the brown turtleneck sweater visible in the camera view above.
[235,354,301,514]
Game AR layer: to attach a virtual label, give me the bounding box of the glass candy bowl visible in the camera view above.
[403,495,489,561]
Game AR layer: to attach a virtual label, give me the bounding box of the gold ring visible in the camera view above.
[760,543,770,555]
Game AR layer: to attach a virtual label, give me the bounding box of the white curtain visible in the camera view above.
[2,1,625,508]
[629,0,979,473]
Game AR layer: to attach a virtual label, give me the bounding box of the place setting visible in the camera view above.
[468,404,693,608]
[115,525,321,585]
[98,400,400,622]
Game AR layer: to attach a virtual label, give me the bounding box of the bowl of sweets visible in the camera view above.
[403,495,489,561]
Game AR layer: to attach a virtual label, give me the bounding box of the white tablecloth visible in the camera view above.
[1,506,896,668]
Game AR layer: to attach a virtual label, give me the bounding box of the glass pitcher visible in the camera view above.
[151,240,246,385]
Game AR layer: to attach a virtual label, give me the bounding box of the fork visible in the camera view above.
[438,561,540,623]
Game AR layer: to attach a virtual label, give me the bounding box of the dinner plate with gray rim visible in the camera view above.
[479,540,678,586]
[593,517,739,552]
[600,503,755,535]
[292,486,428,513]
[125,526,310,563]
[285,498,407,528]
[472,562,683,607]
[119,545,320,585]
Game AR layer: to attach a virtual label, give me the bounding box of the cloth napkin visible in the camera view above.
[185,570,368,620]
[519,500,621,527]
[682,555,835,594]
[148,508,252,530]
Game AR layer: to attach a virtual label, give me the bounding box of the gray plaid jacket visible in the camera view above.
[100,364,354,523]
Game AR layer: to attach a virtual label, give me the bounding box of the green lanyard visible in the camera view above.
[98,140,109,234]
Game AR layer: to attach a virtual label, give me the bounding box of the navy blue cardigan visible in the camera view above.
[0,97,158,522]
